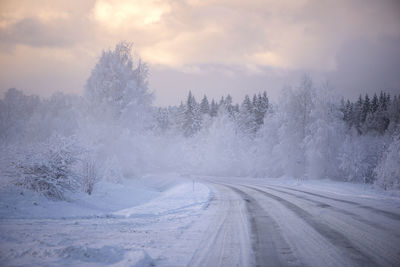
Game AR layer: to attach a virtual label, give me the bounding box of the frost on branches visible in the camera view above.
[1,41,400,201]
[375,133,400,190]
[8,135,82,200]
[84,41,153,130]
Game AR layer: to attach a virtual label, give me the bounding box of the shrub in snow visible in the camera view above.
[8,135,81,200]
[375,133,400,190]
[81,157,98,195]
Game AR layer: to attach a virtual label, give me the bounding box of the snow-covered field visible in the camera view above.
[1,174,400,266]
[0,174,213,266]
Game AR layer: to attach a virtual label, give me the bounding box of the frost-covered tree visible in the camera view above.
[339,134,388,183]
[304,84,345,180]
[253,92,269,127]
[273,76,315,178]
[183,91,201,137]
[210,99,218,117]
[0,88,40,143]
[375,132,400,190]
[84,41,152,128]
[200,95,210,115]
[237,95,257,135]
[371,93,379,113]
[361,94,370,123]
[27,92,80,142]
[154,107,170,133]
[224,95,235,116]
[387,95,400,134]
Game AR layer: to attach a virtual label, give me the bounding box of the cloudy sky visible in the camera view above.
[0,0,399,105]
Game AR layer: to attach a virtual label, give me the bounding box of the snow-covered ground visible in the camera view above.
[0,174,213,266]
[1,174,400,266]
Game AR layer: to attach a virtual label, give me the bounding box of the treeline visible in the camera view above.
[155,91,270,137]
[342,92,400,135]
[156,89,400,140]
[1,42,399,201]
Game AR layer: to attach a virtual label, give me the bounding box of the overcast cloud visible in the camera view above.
[0,0,399,105]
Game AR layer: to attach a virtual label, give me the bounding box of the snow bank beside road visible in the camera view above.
[0,173,209,220]
[0,179,159,219]
[0,174,212,266]
[114,181,210,218]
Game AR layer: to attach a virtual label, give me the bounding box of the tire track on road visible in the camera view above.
[260,185,400,239]
[225,185,303,267]
[277,186,400,221]
[188,184,251,267]
[244,185,377,267]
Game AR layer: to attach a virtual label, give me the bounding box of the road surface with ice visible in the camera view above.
[1,174,400,266]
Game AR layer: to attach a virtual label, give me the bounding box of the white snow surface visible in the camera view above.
[0,173,212,266]
[1,174,400,266]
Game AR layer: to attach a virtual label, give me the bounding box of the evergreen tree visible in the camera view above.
[222,94,234,116]
[155,107,170,132]
[379,91,387,111]
[237,95,257,135]
[352,95,363,133]
[253,92,269,127]
[200,95,210,115]
[361,94,370,123]
[210,99,218,117]
[387,94,400,133]
[343,100,353,127]
[218,96,225,108]
[183,91,201,137]
[371,93,379,113]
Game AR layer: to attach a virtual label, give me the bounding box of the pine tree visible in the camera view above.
[253,91,269,127]
[155,107,170,132]
[218,96,225,108]
[183,91,201,137]
[361,94,370,123]
[379,91,387,111]
[210,99,218,117]
[237,95,257,135]
[352,95,363,133]
[221,94,234,116]
[200,95,210,115]
[343,100,353,127]
[371,93,379,113]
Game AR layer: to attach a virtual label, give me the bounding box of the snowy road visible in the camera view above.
[198,178,400,267]
[1,176,400,266]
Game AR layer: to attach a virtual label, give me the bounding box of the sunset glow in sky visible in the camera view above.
[0,0,399,105]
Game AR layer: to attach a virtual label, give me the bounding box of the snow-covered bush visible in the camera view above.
[81,157,98,195]
[375,132,400,190]
[8,135,82,200]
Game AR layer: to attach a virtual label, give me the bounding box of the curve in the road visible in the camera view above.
[277,186,400,221]
[244,185,378,267]
[260,185,400,239]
